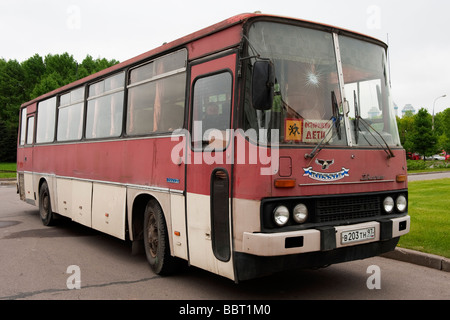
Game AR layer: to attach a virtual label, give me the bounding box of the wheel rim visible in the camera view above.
[146,212,158,258]
[41,192,49,219]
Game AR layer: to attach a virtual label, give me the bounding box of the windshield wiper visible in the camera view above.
[305,91,342,159]
[352,89,394,158]
[332,91,342,140]
[304,115,336,159]
[353,90,360,144]
[356,117,395,159]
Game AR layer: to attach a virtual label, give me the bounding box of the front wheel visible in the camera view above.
[143,200,179,275]
[39,181,54,226]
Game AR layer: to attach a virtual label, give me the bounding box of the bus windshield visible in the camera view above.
[244,21,401,148]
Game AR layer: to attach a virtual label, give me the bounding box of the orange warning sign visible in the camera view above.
[285,119,303,142]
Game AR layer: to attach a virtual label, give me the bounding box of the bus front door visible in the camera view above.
[186,53,236,280]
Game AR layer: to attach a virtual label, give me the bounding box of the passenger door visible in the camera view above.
[186,53,236,280]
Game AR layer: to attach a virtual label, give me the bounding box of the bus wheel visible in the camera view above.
[39,182,54,226]
[143,200,177,275]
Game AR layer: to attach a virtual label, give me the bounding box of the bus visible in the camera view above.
[17,13,410,282]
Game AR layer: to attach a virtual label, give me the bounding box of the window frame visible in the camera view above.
[85,71,126,140]
[190,70,233,151]
[36,96,57,144]
[126,49,188,137]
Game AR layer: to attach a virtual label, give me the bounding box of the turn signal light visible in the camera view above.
[396,174,407,182]
[274,179,296,188]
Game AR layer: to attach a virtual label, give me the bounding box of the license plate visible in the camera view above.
[341,227,375,244]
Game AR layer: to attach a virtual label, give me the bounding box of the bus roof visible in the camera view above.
[21,12,384,108]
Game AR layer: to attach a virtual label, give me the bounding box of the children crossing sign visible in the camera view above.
[285,119,332,143]
[285,119,303,141]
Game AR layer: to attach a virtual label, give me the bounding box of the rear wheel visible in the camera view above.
[39,182,54,226]
[143,200,178,275]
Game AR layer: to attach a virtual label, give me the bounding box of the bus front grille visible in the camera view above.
[315,195,381,223]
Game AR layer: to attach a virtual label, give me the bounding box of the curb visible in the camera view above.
[382,247,450,272]
[0,179,16,186]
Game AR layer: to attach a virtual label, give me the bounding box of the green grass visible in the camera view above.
[398,178,450,258]
[0,162,16,179]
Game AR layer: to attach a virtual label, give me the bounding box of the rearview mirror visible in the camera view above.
[252,60,274,110]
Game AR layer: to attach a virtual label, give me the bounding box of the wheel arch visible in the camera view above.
[129,192,171,244]
[37,176,51,207]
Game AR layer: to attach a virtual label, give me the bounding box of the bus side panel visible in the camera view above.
[92,183,126,240]
[170,193,188,260]
[30,137,184,191]
[23,172,35,203]
[56,178,72,218]
[187,24,242,60]
[72,180,93,227]
[56,178,92,227]
[30,135,185,242]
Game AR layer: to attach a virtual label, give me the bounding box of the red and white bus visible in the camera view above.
[17,13,410,282]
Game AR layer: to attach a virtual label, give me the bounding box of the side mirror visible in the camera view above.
[252,60,274,110]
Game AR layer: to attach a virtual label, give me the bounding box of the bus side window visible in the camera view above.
[191,72,232,148]
[127,50,187,135]
[36,97,57,143]
[26,116,34,145]
[19,108,27,145]
[86,73,125,139]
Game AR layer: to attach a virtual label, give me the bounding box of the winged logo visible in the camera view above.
[315,159,334,170]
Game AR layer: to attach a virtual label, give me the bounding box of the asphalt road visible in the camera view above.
[0,179,449,303]
[408,171,450,181]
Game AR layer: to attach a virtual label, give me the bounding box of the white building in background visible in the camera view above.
[394,102,399,117]
[401,104,416,116]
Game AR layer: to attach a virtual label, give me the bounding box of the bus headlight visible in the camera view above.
[293,203,308,224]
[396,195,407,212]
[383,196,394,213]
[273,206,289,226]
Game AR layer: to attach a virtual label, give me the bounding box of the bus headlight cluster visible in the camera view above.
[383,195,407,213]
[273,203,308,227]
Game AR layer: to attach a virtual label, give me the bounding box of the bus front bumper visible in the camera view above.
[242,215,410,257]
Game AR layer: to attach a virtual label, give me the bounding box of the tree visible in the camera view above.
[0,120,17,162]
[77,55,119,79]
[21,54,46,98]
[0,53,119,162]
[410,108,437,159]
[0,59,26,124]
[436,133,450,154]
[434,108,450,141]
[396,112,415,153]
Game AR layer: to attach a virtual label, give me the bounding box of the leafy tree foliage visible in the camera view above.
[396,111,415,153]
[397,107,450,158]
[0,53,118,162]
[410,108,437,158]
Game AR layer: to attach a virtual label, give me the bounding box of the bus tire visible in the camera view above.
[143,200,177,276]
[39,181,54,226]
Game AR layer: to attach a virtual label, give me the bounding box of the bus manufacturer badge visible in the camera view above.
[315,158,334,170]
[303,166,350,182]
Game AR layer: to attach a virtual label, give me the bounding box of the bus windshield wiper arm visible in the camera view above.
[353,90,360,144]
[304,115,335,159]
[305,92,342,159]
[357,117,395,159]
[332,91,342,140]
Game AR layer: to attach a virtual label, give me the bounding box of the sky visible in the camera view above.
[1,0,449,115]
